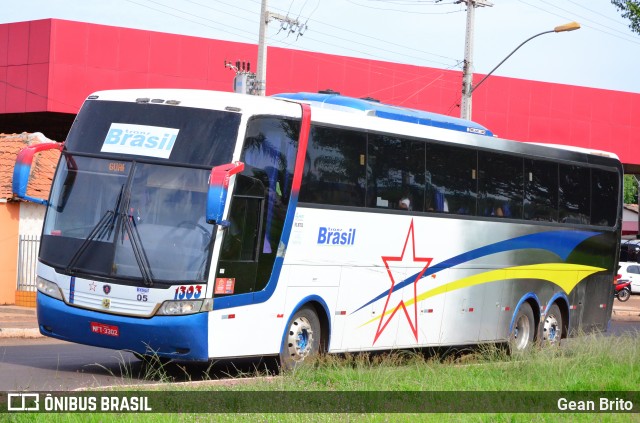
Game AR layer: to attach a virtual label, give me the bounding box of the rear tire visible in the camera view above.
[540,303,563,346]
[279,306,321,371]
[509,302,535,352]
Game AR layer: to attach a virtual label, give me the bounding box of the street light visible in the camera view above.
[460,21,580,120]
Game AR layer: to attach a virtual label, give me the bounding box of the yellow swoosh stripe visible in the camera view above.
[360,263,605,327]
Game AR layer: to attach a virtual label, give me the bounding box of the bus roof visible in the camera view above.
[274,92,494,137]
[525,142,620,160]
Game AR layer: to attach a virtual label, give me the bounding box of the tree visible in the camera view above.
[612,0,640,34]
[624,174,638,204]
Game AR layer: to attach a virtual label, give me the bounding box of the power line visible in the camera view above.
[536,0,636,39]
[564,0,631,27]
[516,0,640,46]
[245,0,462,65]
[346,0,464,14]
[124,0,256,42]
[0,79,80,111]
[119,0,467,102]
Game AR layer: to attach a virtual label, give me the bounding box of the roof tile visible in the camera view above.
[0,133,61,202]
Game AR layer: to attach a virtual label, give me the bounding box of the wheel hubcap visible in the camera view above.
[512,313,530,350]
[543,314,560,343]
[286,316,314,362]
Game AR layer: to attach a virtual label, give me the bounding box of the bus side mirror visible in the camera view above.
[206,161,245,225]
[12,142,64,205]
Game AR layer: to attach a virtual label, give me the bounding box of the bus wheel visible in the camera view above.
[509,302,535,352]
[541,303,562,346]
[280,306,321,370]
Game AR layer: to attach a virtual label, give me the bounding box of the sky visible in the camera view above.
[2,0,639,94]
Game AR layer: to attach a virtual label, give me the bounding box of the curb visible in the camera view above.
[612,310,640,319]
[0,328,43,339]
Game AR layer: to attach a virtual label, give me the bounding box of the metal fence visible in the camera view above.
[17,235,40,291]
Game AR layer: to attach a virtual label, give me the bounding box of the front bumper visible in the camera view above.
[37,293,209,361]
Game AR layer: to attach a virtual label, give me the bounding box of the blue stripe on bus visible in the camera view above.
[353,230,600,314]
[69,276,75,304]
[274,92,494,136]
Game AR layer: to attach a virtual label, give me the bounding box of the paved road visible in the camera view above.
[0,319,638,391]
[0,337,276,391]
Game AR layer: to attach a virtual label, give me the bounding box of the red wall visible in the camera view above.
[1,19,639,166]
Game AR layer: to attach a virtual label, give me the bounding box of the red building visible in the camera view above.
[1,18,640,172]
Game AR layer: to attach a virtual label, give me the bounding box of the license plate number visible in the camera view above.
[90,322,120,337]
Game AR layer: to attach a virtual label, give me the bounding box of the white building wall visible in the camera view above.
[18,202,46,235]
[16,202,46,291]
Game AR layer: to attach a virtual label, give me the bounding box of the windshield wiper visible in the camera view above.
[64,183,155,286]
[121,212,154,287]
[65,185,125,274]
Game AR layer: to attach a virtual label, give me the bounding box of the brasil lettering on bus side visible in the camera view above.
[317,227,356,245]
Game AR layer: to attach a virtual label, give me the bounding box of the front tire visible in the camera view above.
[617,287,631,302]
[540,303,563,346]
[279,306,321,370]
[509,302,535,352]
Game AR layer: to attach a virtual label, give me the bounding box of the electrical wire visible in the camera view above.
[516,0,640,46]
[244,0,463,65]
[346,0,464,14]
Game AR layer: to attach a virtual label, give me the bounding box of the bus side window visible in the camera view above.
[591,168,618,226]
[299,125,367,207]
[559,164,590,224]
[220,196,262,261]
[524,159,558,222]
[426,143,477,216]
[478,151,523,219]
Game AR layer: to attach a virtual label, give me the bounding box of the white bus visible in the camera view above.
[13,89,621,367]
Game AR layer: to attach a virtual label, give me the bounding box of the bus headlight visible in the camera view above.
[36,277,64,301]
[156,298,213,316]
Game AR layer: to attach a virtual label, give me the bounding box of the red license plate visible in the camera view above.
[90,322,120,337]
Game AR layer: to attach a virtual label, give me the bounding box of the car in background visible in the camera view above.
[620,240,640,262]
[618,262,640,294]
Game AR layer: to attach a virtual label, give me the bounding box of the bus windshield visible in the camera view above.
[41,156,214,284]
[38,99,243,286]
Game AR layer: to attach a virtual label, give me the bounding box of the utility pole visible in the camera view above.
[256,0,307,96]
[459,0,493,120]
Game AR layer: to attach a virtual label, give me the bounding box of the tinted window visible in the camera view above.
[300,126,367,207]
[66,100,239,166]
[478,152,523,218]
[368,134,425,211]
[241,117,300,291]
[591,168,618,226]
[559,164,590,224]
[524,159,558,222]
[425,143,477,215]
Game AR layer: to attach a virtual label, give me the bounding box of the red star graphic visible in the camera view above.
[89,282,97,291]
[373,219,432,345]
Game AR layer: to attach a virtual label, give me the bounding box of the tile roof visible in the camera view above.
[0,133,61,202]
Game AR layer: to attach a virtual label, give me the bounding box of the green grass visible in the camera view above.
[4,332,640,422]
